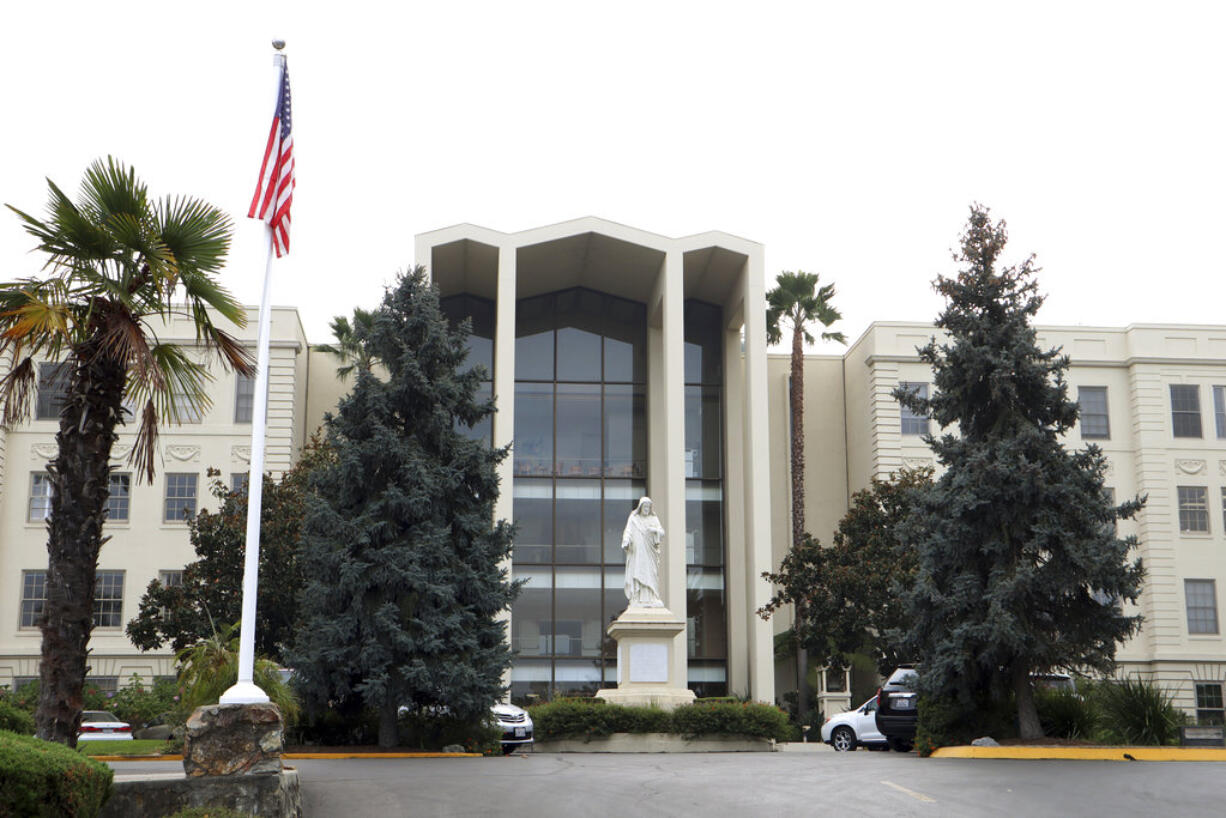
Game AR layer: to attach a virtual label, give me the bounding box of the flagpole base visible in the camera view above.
[219,680,271,705]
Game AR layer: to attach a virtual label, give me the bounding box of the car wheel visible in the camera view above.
[831,726,856,752]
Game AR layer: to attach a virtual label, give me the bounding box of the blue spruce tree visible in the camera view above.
[898,206,1145,741]
[291,267,516,748]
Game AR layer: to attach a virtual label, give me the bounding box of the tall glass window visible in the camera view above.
[440,294,496,444]
[510,289,647,705]
[684,300,728,697]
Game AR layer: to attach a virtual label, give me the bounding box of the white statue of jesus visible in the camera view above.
[621,496,665,608]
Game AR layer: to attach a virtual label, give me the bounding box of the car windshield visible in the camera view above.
[888,669,918,688]
[83,711,119,722]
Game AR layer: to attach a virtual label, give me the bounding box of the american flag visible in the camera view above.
[249,60,294,257]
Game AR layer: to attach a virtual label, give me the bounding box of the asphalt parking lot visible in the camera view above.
[112,750,1226,817]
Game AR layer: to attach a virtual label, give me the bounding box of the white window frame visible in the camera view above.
[1178,486,1210,534]
[107,473,131,522]
[235,373,255,424]
[35,362,70,420]
[163,473,199,522]
[1078,386,1110,439]
[28,473,53,523]
[93,571,124,628]
[1186,579,1220,635]
[899,382,930,436]
[1170,384,1203,438]
[19,570,47,628]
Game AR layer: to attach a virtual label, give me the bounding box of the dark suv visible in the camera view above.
[874,665,918,752]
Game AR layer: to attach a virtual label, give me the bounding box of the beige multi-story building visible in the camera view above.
[1,220,1222,726]
[771,322,1226,724]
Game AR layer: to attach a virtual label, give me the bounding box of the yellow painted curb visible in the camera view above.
[931,746,1226,762]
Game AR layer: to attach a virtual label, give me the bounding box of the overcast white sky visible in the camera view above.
[2,1,1223,349]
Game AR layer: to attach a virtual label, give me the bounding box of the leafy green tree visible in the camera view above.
[765,270,845,712]
[313,307,376,380]
[125,440,329,664]
[760,467,932,677]
[290,267,516,748]
[0,159,253,746]
[898,205,1145,739]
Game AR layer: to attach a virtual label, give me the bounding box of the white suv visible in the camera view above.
[819,697,888,751]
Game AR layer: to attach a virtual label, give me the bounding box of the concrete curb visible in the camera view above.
[96,752,483,761]
[932,746,1226,762]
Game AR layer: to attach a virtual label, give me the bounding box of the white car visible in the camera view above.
[493,702,533,753]
[78,710,133,742]
[820,697,888,752]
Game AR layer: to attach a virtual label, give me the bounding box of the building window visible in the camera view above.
[164,473,198,522]
[36,362,70,420]
[158,570,184,588]
[84,676,119,695]
[93,571,124,628]
[171,388,203,424]
[899,382,930,436]
[1185,579,1220,635]
[1196,682,1225,725]
[107,473,131,522]
[28,473,54,522]
[20,571,47,628]
[235,373,255,423]
[1178,486,1210,534]
[1215,386,1226,439]
[440,294,496,444]
[509,288,653,704]
[1078,386,1110,439]
[231,472,249,495]
[1170,384,1202,438]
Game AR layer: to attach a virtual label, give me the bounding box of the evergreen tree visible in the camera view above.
[290,267,516,748]
[898,205,1144,739]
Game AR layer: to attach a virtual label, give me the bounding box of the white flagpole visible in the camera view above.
[220,43,285,705]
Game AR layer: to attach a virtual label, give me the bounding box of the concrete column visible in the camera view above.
[722,315,749,697]
[740,250,775,702]
[647,249,688,689]
[494,244,518,691]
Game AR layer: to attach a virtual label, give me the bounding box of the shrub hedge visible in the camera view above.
[528,698,791,742]
[0,697,35,734]
[163,808,250,818]
[0,730,113,817]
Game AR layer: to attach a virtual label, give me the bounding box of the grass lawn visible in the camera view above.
[78,739,171,756]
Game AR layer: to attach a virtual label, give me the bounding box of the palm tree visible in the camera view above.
[313,307,376,380]
[0,158,254,746]
[766,270,845,717]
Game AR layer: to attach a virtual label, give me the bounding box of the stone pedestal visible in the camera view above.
[595,606,696,710]
[183,703,284,777]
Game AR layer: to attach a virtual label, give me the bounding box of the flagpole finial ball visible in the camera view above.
[272,39,286,50]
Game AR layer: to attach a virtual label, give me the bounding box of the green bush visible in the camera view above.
[397,710,503,754]
[669,701,791,741]
[9,679,40,712]
[109,674,180,728]
[0,730,113,817]
[1096,677,1183,746]
[1034,687,1098,740]
[0,698,35,734]
[914,692,1016,757]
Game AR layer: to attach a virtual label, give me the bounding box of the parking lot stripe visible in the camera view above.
[881,780,936,803]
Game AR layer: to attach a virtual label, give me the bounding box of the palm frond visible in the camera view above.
[0,354,38,427]
[155,195,233,277]
[129,399,160,483]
